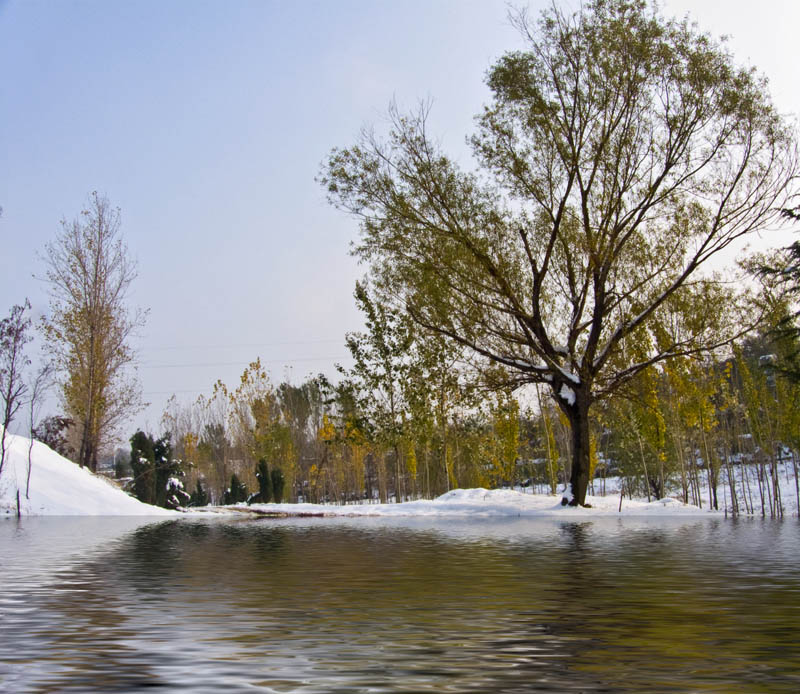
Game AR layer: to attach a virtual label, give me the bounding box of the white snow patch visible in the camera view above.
[213,487,718,519]
[556,366,580,385]
[0,431,176,516]
[559,383,575,405]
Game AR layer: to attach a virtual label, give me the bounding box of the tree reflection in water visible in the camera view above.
[1,517,798,692]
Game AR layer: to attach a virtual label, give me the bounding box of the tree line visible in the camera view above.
[132,270,798,519]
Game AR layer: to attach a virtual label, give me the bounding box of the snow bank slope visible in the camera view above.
[0,432,175,516]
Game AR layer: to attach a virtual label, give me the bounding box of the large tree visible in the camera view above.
[322,0,798,506]
[753,205,800,380]
[42,192,146,472]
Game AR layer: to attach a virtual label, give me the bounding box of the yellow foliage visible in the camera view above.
[446,444,458,489]
[183,432,198,464]
[406,442,418,477]
[344,417,366,447]
[319,414,337,443]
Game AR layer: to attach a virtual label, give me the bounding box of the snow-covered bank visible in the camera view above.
[2,431,777,519]
[198,487,719,519]
[584,463,800,519]
[0,432,175,516]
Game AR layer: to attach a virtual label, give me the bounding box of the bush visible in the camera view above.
[271,467,285,503]
[189,479,209,507]
[253,458,273,503]
[223,473,248,505]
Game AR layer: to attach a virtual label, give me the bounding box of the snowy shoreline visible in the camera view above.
[0,431,779,519]
[192,487,721,519]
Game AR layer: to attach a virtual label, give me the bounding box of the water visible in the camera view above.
[1,516,799,693]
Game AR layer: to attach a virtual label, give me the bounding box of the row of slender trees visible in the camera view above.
[148,274,798,518]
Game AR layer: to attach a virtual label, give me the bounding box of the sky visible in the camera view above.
[1,0,799,438]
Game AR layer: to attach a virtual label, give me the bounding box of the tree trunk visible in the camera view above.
[541,405,557,495]
[561,391,591,507]
[393,443,403,503]
[636,431,652,503]
[80,422,97,473]
[78,420,89,468]
[378,452,388,504]
[674,430,688,503]
[424,445,430,499]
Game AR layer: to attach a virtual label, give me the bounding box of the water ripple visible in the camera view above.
[1,516,799,692]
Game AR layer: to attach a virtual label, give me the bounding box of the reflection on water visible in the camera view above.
[1,516,799,692]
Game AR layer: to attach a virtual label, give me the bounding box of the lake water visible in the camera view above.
[1,515,799,693]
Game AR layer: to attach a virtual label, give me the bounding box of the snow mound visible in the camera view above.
[0,432,176,516]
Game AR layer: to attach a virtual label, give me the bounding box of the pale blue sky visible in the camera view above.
[1,0,798,435]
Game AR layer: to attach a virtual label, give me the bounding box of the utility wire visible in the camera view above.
[140,355,354,396]
[140,355,350,369]
[138,337,346,353]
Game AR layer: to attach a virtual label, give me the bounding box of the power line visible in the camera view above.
[139,355,351,369]
[143,388,209,396]
[140,355,354,397]
[137,337,346,353]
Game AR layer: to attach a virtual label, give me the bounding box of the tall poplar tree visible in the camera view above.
[322,0,798,506]
[42,192,146,471]
[340,281,415,502]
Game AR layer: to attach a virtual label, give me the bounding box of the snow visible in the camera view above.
[558,383,575,405]
[6,429,792,520]
[556,366,580,385]
[589,463,800,518]
[0,431,176,516]
[509,358,551,378]
[211,487,719,519]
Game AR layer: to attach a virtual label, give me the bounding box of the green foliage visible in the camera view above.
[341,281,414,448]
[223,474,248,505]
[129,430,186,508]
[485,392,521,488]
[253,458,273,503]
[321,0,797,506]
[189,479,209,507]
[271,467,285,504]
[750,210,800,382]
[130,430,155,505]
[152,434,174,508]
